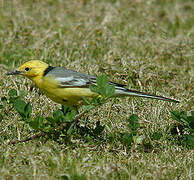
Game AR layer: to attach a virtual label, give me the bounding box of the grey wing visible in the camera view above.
[46,67,127,89]
[46,67,97,88]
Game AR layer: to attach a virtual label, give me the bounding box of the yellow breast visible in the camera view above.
[31,75,95,106]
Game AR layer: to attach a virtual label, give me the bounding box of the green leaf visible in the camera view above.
[29,116,44,130]
[151,132,163,140]
[14,99,27,118]
[8,89,17,97]
[29,120,39,130]
[127,114,139,132]
[122,132,134,147]
[171,111,181,121]
[83,105,95,111]
[24,103,32,118]
[184,134,194,149]
[19,90,26,97]
[171,111,193,128]
[106,84,115,97]
[89,84,100,94]
[187,116,194,129]
[60,175,68,180]
[61,105,73,115]
[43,125,52,132]
[90,75,115,98]
[14,99,32,119]
[70,174,87,180]
[171,111,189,126]
[46,117,55,125]
[35,115,44,128]
[8,89,19,103]
[96,75,109,88]
[64,110,76,122]
[53,110,65,123]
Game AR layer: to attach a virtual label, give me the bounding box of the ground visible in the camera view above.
[0,0,193,179]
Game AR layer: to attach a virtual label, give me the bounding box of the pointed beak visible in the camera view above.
[7,70,22,75]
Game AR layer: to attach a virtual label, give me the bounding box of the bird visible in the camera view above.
[7,60,179,107]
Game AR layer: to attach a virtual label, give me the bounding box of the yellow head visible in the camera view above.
[7,60,49,80]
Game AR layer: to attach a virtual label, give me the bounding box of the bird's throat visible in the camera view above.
[29,75,43,88]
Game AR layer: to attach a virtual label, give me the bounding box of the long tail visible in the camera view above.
[115,87,179,103]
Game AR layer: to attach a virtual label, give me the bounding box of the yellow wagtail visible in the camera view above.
[7,60,179,107]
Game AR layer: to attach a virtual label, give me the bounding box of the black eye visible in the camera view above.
[25,67,30,72]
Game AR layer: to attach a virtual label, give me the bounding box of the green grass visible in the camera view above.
[0,0,193,179]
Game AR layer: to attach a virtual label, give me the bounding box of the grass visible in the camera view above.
[0,0,193,179]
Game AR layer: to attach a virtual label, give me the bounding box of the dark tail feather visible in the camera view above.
[115,88,179,103]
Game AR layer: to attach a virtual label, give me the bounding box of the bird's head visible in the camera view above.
[7,60,49,79]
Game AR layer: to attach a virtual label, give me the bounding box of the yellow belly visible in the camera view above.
[43,87,95,106]
[33,76,96,106]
